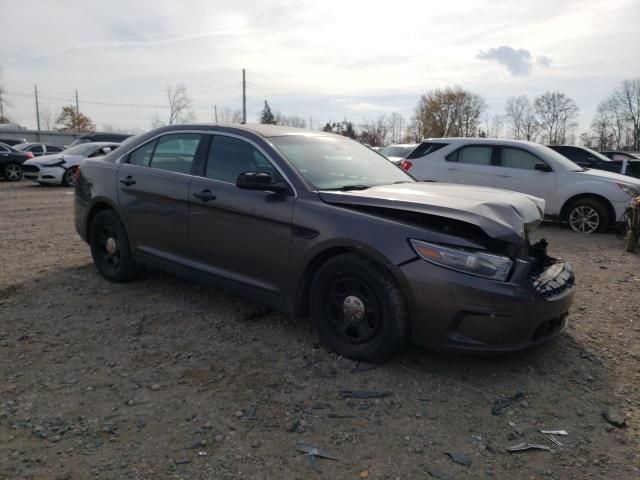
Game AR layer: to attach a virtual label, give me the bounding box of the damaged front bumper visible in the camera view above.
[400,249,575,353]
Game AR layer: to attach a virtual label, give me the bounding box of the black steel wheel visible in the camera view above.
[310,253,408,362]
[89,210,141,282]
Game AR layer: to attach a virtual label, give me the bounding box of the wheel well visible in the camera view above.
[294,247,404,319]
[86,202,114,239]
[560,194,615,224]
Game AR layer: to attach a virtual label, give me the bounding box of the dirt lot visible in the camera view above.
[1,180,639,480]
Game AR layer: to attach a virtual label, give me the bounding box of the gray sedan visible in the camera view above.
[74,124,574,361]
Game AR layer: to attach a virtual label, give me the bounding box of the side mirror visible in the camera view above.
[534,163,552,172]
[236,172,290,194]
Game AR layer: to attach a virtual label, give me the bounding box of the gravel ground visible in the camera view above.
[0,180,639,480]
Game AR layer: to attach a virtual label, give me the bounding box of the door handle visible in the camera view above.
[119,176,136,186]
[498,172,511,177]
[193,189,216,202]
[445,166,458,171]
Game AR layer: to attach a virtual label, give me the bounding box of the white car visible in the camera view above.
[22,142,120,186]
[379,143,418,164]
[400,138,640,233]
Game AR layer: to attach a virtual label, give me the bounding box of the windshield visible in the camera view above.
[68,137,91,147]
[270,135,414,190]
[531,144,586,172]
[61,143,97,156]
[380,145,414,158]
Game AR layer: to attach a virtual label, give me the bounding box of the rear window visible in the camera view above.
[406,142,448,159]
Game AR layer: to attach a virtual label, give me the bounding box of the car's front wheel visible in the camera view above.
[3,163,23,181]
[310,253,408,362]
[62,166,77,187]
[567,198,609,233]
[89,210,141,282]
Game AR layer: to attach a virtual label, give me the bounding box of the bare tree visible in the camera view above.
[166,84,195,125]
[0,67,11,124]
[40,104,58,131]
[55,105,95,132]
[414,86,486,138]
[534,91,579,144]
[274,111,307,128]
[483,114,504,138]
[386,112,405,143]
[504,96,536,139]
[611,78,640,150]
[218,107,243,123]
[358,115,388,146]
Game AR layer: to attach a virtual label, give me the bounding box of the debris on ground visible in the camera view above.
[540,429,568,435]
[295,443,339,472]
[602,407,627,428]
[445,451,471,466]
[338,390,392,399]
[491,392,525,415]
[427,468,456,480]
[506,442,552,453]
[546,435,563,447]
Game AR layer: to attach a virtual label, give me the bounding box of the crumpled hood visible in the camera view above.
[24,153,83,166]
[319,182,546,246]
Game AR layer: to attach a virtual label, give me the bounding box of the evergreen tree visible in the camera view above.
[260,101,276,124]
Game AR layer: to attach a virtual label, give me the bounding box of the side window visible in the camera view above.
[30,145,44,154]
[206,135,279,183]
[48,146,63,153]
[555,147,585,163]
[0,145,8,152]
[149,134,203,174]
[128,140,157,167]
[446,146,493,165]
[406,142,448,159]
[500,148,544,170]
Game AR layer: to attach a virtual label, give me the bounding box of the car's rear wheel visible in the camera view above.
[62,166,77,187]
[310,253,408,362]
[3,163,23,181]
[89,210,141,282]
[567,198,609,233]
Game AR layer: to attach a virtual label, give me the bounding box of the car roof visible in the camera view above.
[421,137,543,148]
[155,122,340,139]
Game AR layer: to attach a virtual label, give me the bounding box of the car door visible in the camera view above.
[438,145,497,187]
[494,146,557,214]
[188,133,294,294]
[116,132,207,262]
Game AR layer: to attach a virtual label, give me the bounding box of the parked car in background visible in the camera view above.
[75,124,574,360]
[68,132,132,147]
[23,142,120,186]
[379,143,418,164]
[546,145,639,178]
[400,138,640,233]
[0,137,28,146]
[13,142,65,157]
[0,142,34,181]
[599,150,640,178]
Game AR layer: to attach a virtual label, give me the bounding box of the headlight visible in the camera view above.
[410,239,513,281]
[617,182,640,197]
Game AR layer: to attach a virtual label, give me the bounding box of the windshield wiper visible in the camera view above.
[324,184,371,191]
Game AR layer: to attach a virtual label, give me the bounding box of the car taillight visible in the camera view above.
[26,152,34,159]
[400,159,412,170]
[73,166,82,184]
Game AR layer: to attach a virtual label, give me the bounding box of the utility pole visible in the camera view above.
[75,89,79,115]
[34,84,41,132]
[242,68,246,124]
[214,105,218,122]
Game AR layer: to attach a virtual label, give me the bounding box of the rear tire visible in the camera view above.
[566,198,609,233]
[310,253,408,362]
[3,163,23,181]
[89,210,141,282]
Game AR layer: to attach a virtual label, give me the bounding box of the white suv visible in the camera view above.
[400,138,640,233]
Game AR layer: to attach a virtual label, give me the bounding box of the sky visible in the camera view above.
[1,0,639,135]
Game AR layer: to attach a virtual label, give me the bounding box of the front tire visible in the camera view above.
[3,163,23,181]
[567,198,609,233]
[89,210,141,282]
[310,253,408,362]
[62,166,77,187]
